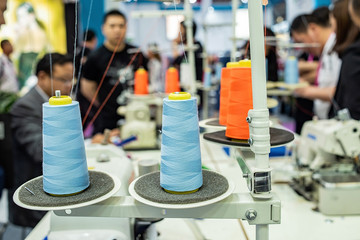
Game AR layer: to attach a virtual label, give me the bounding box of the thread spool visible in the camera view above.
[203,68,212,88]
[215,62,223,81]
[225,60,253,140]
[165,67,180,94]
[219,62,241,126]
[160,92,202,194]
[42,91,89,196]
[134,68,149,95]
[284,56,299,84]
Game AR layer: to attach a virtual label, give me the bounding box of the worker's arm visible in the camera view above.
[80,77,100,106]
[294,86,336,101]
[298,60,318,84]
[299,70,317,84]
[298,60,318,73]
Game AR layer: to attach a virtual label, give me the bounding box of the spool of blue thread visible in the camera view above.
[160,92,203,194]
[42,91,89,196]
[203,68,212,88]
[215,62,223,81]
[284,56,299,84]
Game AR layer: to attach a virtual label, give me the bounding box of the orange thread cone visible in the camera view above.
[219,68,231,125]
[219,62,241,126]
[225,60,253,140]
[134,68,149,95]
[165,67,180,94]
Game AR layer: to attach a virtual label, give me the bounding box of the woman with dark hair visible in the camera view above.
[328,0,360,119]
[349,0,360,26]
[294,6,342,120]
[331,0,360,55]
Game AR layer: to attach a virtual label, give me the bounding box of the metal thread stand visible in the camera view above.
[53,2,279,240]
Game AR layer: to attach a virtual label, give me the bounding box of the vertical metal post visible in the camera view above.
[248,0,267,112]
[256,224,269,240]
[247,0,270,169]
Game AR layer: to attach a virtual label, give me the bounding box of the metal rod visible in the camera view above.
[184,0,197,94]
[231,0,238,61]
[256,224,269,240]
[248,0,267,110]
[248,0,270,170]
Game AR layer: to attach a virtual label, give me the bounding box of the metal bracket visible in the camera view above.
[236,149,272,198]
[53,193,281,226]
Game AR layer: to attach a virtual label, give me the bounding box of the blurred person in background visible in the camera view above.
[0,39,18,93]
[295,7,342,120]
[328,0,360,119]
[290,14,318,133]
[7,53,72,238]
[81,10,147,136]
[147,43,163,93]
[74,29,98,136]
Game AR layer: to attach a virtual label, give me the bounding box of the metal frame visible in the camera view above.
[57,2,276,240]
[54,193,280,225]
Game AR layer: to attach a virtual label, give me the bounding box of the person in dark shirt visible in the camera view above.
[329,0,360,119]
[81,10,148,135]
[75,29,97,80]
[74,29,98,135]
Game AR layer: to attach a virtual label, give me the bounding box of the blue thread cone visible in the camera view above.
[42,101,89,195]
[284,56,299,84]
[160,97,203,192]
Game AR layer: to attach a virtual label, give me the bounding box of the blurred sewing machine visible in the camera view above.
[118,94,163,150]
[292,110,360,215]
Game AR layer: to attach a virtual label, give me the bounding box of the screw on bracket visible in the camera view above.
[248,138,253,146]
[245,209,257,221]
[246,116,252,123]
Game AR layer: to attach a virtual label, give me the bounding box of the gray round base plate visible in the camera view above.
[203,127,294,147]
[134,170,229,204]
[18,171,114,208]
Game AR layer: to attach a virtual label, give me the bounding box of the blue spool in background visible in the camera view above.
[284,56,299,84]
[215,62,223,81]
[160,94,203,192]
[42,101,89,195]
[203,68,212,88]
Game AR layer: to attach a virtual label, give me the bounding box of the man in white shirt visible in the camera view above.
[295,7,342,119]
[0,39,18,93]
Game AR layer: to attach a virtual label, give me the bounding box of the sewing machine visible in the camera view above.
[118,94,163,150]
[293,116,360,215]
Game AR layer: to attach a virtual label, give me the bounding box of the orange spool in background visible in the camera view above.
[165,67,180,94]
[225,60,253,140]
[134,68,149,95]
[219,62,241,126]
